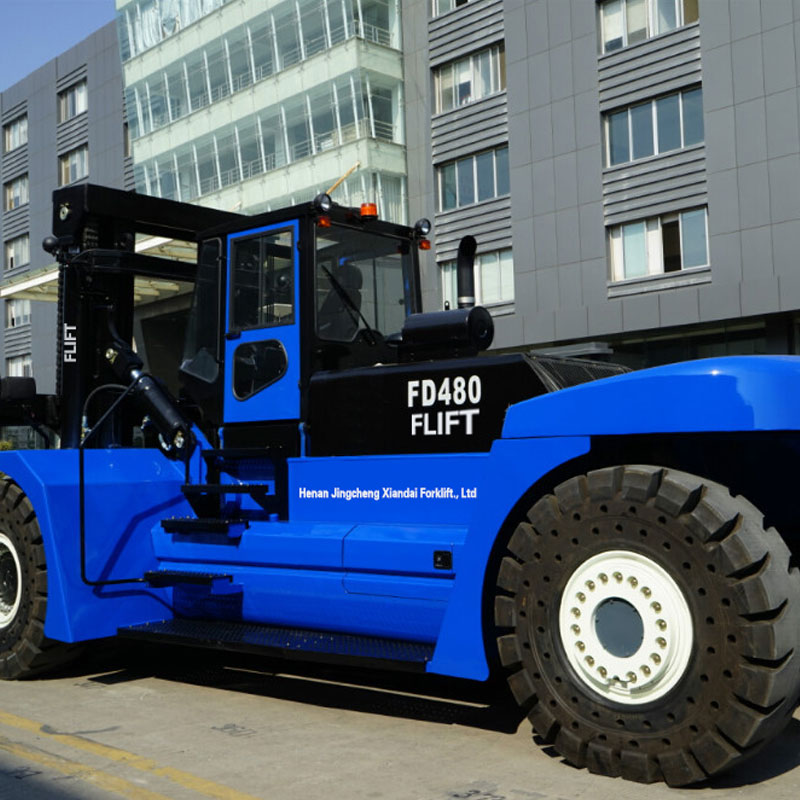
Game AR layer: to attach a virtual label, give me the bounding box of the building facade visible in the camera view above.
[406,0,800,368]
[116,0,408,221]
[0,21,131,395]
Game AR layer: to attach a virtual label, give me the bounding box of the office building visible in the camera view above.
[116,0,408,221]
[405,0,800,367]
[1,21,131,397]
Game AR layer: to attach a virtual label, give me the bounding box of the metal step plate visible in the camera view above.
[144,571,233,588]
[118,619,434,671]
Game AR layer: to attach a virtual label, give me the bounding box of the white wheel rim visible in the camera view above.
[558,550,693,705]
[0,532,22,629]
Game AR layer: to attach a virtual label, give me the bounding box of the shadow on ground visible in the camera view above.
[35,641,800,788]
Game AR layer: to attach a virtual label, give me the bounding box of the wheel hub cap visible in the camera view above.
[558,550,693,705]
[0,533,22,629]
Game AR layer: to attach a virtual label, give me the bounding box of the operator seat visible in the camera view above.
[317,261,363,341]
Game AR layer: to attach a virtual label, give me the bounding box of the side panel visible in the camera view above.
[425,436,592,680]
[504,356,800,438]
[0,449,188,642]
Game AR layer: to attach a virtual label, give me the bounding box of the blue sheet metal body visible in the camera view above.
[4,355,800,682]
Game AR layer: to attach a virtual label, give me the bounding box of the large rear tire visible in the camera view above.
[494,466,800,785]
[0,474,75,679]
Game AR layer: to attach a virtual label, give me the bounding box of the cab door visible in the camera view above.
[223,221,300,424]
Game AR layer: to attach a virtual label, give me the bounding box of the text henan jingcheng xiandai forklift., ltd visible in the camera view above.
[1,184,800,786]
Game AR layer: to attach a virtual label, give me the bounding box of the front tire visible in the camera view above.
[494,466,800,785]
[0,474,73,679]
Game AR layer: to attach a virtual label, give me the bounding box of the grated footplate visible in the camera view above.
[118,619,434,671]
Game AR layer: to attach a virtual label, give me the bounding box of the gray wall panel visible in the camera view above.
[431,92,508,162]
[429,0,505,67]
[598,24,701,111]
[434,196,512,260]
[602,146,708,225]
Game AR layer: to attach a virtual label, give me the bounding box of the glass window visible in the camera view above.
[626,0,648,44]
[6,354,32,378]
[58,80,87,123]
[434,45,506,113]
[438,64,455,112]
[457,157,474,206]
[622,221,648,278]
[608,109,630,165]
[316,224,411,341]
[656,0,678,34]
[433,0,470,17]
[656,93,681,152]
[599,0,697,53]
[438,147,508,211]
[5,299,31,328]
[606,87,702,166]
[59,145,88,186]
[440,162,457,210]
[602,0,624,51]
[609,207,708,281]
[630,102,654,159]
[4,235,29,270]
[441,247,514,307]
[4,175,29,210]
[476,151,495,201]
[231,229,295,330]
[680,208,708,268]
[495,146,509,196]
[682,87,704,147]
[3,115,28,153]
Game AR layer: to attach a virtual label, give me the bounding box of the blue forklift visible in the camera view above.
[1,184,798,785]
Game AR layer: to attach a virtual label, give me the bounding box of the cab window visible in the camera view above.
[230,229,294,330]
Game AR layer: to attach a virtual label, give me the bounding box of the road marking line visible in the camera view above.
[0,709,261,800]
[0,735,173,800]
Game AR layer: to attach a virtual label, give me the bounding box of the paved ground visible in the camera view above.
[0,643,799,800]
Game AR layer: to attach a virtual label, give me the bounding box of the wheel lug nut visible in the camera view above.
[598,666,607,678]
[641,586,651,597]
[585,580,595,591]
[613,572,623,583]
[585,655,595,666]
[641,665,651,676]
[577,592,586,603]
[571,624,581,635]
[598,573,608,583]
[651,653,662,664]
[571,607,581,618]
[657,637,667,649]
[657,619,667,630]
[627,671,637,683]
[576,641,586,651]
[651,601,662,613]
[628,576,638,588]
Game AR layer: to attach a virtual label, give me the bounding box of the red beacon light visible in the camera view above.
[419,238,431,250]
[316,215,331,228]
[360,202,378,219]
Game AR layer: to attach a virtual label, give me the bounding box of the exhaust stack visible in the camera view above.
[456,235,477,309]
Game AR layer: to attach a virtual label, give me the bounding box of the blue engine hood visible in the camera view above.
[503,355,800,438]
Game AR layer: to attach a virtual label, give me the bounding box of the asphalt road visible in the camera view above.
[1,643,799,800]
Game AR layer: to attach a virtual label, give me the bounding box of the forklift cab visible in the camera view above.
[179,197,424,448]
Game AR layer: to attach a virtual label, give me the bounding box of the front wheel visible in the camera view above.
[0,474,74,679]
[494,466,800,785]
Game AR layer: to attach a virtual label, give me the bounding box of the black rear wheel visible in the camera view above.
[0,474,76,679]
[494,465,800,785]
